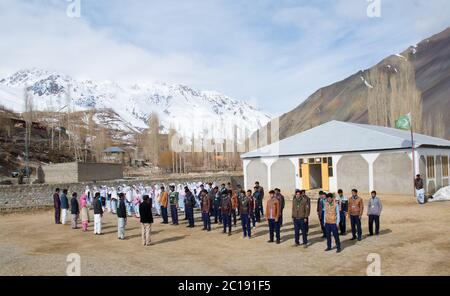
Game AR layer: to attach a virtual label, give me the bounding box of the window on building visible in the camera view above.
[328,157,334,177]
[427,156,435,179]
[308,158,315,164]
[442,156,449,178]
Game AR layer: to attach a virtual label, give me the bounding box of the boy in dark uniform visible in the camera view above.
[200,189,211,231]
[220,189,232,235]
[240,190,252,238]
[169,185,179,225]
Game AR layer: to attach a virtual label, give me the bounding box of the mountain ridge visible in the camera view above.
[266,27,450,142]
[0,68,271,139]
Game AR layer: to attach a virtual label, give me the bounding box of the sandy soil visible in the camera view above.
[1,195,450,276]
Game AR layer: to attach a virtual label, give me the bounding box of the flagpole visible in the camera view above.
[410,115,416,198]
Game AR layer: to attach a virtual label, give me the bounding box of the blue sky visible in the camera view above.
[0,0,449,116]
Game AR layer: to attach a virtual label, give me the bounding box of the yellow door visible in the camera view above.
[301,163,310,190]
[321,162,329,191]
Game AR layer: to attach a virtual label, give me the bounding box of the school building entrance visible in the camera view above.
[300,157,333,191]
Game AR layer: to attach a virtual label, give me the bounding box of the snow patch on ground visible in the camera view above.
[430,186,450,202]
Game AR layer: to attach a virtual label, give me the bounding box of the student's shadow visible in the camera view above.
[151,235,187,245]
[304,235,327,246]
[251,229,269,238]
[340,228,392,248]
[102,227,140,235]
[126,229,164,239]
[281,230,323,243]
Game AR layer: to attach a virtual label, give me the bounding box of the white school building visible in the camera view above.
[241,121,450,195]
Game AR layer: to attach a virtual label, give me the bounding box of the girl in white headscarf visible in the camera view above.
[110,187,118,214]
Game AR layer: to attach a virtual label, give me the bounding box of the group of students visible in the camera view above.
[52,181,383,252]
[312,189,383,253]
[158,181,268,237]
[53,187,155,245]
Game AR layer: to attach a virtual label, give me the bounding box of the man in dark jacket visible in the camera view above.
[53,188,61,224]
[253,186,262,223]
[220,189,232,235]
[212,187,221,224]
[292,189,310,247]
[117,193,127,240]
[185,188,196,228]
[336,189,348,235]
[60,189,69,225]
[301,190,310,234]
[255,181,264,217]
[93,192,103,235]
[70,192,79,229]
[240,190,253,238]
[139,195,154,246]
[236,184,242,216]
[200,189,211,231]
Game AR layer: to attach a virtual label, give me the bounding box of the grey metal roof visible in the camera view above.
[103,147,125,153]
[241,120,450,159]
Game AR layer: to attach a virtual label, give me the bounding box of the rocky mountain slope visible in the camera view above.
[267,27,450,141]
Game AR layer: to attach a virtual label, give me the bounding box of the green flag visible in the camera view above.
[395,113,412,130]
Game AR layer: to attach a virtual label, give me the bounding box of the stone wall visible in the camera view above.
[0,173,243,212]
[40,162,78,183]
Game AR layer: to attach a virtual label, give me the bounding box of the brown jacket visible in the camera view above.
[231,192,238,210]
[348,196,364,216]
[265,197,280,222]
[159,191,168,208]
[292,195,310,219]
[200,194,210,213]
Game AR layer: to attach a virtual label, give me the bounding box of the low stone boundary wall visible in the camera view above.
[0,173,244,212]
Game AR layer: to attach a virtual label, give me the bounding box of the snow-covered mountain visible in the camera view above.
[0,68,271,138]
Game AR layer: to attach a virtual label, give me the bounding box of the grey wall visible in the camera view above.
[246,160,268,190]
[271,159,296,194]
[41,162,123,183]
[373,153,412,194]
[78,163,123,182]
[337,154,369,193]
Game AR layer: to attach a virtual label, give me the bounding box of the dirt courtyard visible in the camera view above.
[1,195,450,276]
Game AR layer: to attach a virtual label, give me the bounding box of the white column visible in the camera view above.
[289,157,300,189]
[261,158,277,189]
[361,153,380,192]
[242,159,251,190]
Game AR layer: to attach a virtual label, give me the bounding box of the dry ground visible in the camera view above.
[1,195,450,276]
